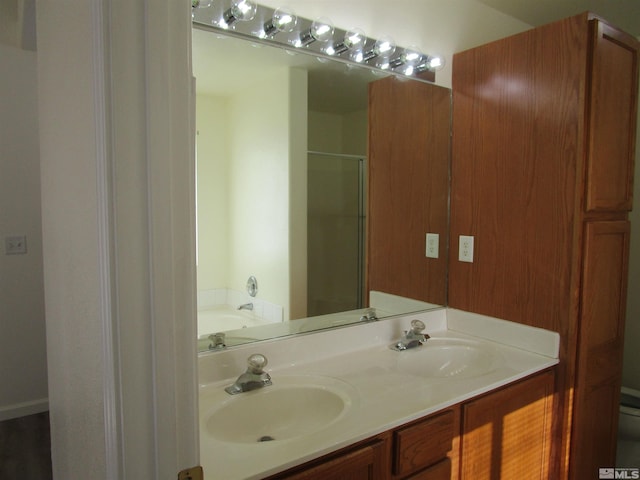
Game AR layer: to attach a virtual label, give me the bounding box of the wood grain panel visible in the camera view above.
[570,221,630,476]
[367,76,450,305]
[393,410,455,477]
[271,438,389,480]
[404,458,451,480]
[585,20,639,212]
[460,371,555,480]
[449,14,586,334]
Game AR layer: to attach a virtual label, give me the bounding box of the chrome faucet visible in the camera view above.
[360,308,378,322]
[225,354,272,395]
[207,332,226,350]
[390,319,430,351]
[237,302,254,311]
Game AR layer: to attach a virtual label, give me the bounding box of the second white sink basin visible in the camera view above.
[202,375,357,444]
[396,337,503,379]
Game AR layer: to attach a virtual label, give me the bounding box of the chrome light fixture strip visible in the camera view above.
[192,1,440,83]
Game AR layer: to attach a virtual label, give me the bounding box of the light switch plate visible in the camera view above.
[5,235,27,255]
[426,233,439,258]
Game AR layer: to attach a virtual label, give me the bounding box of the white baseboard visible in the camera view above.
[0,398,49,421]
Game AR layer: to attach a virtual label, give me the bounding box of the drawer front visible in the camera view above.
[405,458,451,480]
[394,410,455,476]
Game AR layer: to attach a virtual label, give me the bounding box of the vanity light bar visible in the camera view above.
[191,1,443,82]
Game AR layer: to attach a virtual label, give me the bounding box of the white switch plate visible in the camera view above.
[425,233,439,258]
[5,235,27,255]
[459,235,474,262]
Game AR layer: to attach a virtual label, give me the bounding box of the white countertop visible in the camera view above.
[198,308,559,480]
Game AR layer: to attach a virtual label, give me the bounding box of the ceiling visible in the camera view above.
[476,0,640,37]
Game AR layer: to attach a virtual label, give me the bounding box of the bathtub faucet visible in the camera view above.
[237,302,254,311]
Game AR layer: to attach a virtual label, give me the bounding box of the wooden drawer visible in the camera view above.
[267,437,389,480]
[405,458,451,480]
[393,410,455,477]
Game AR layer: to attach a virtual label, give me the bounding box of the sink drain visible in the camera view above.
[257,435,275,442]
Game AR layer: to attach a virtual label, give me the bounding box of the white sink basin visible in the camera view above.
[396,338,503,379]
[202,375,357,444]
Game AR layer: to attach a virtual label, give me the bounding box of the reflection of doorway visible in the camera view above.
[307,151,366,317]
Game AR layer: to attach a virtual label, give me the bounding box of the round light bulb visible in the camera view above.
[273,7,297,33]
[374,36,396,58]
[427,54,446,71]
[231,0,257,22]
[311,17,334,42]
[344,28,366,50]
[401,46,423,66]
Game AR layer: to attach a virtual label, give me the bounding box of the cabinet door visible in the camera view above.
[585,19,639,212]
[273,439,388,480]
[570,220,630,479]
[405,458,451,480]
[460,371,555,480]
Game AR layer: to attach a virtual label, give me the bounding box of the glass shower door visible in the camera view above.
[307,151,366,317]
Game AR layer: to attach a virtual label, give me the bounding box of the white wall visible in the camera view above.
[196,68,308,321]
[37,1,198,478]
[196,94,230,291]
[228,68,307,320]
[0,44,47,420]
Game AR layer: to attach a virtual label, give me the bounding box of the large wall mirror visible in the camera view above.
[192,8,451,351]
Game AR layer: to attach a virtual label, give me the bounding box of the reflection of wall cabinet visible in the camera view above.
[267,371,555,480]
[367,76,450,306]
[450,13,638,479]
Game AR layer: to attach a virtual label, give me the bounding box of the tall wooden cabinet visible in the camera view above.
[450,12,638,479]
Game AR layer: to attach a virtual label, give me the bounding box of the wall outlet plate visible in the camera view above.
[426,233,439,258]
[459,235,474,262]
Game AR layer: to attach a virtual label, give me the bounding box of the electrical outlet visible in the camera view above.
[4,235,27,255]
[426,233,439,258]
[459,235,474,262]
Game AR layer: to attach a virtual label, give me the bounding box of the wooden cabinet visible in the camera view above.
[270,437,390,480]
[267,406,459,480]
[450,12,638,479]
[267,371,555,480]
[460,370,555,479]
[392,409,459,479]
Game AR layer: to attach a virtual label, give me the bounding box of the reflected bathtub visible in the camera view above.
[198,305,277,349]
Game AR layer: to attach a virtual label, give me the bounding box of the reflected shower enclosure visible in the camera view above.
[307,151,366,317]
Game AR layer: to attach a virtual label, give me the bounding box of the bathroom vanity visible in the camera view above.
[265,370,554,480]
[198,309,559,479]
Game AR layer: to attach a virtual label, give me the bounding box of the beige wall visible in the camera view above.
[0,44,47,420]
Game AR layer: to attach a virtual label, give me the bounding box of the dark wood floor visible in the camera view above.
[0,411,52,479]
